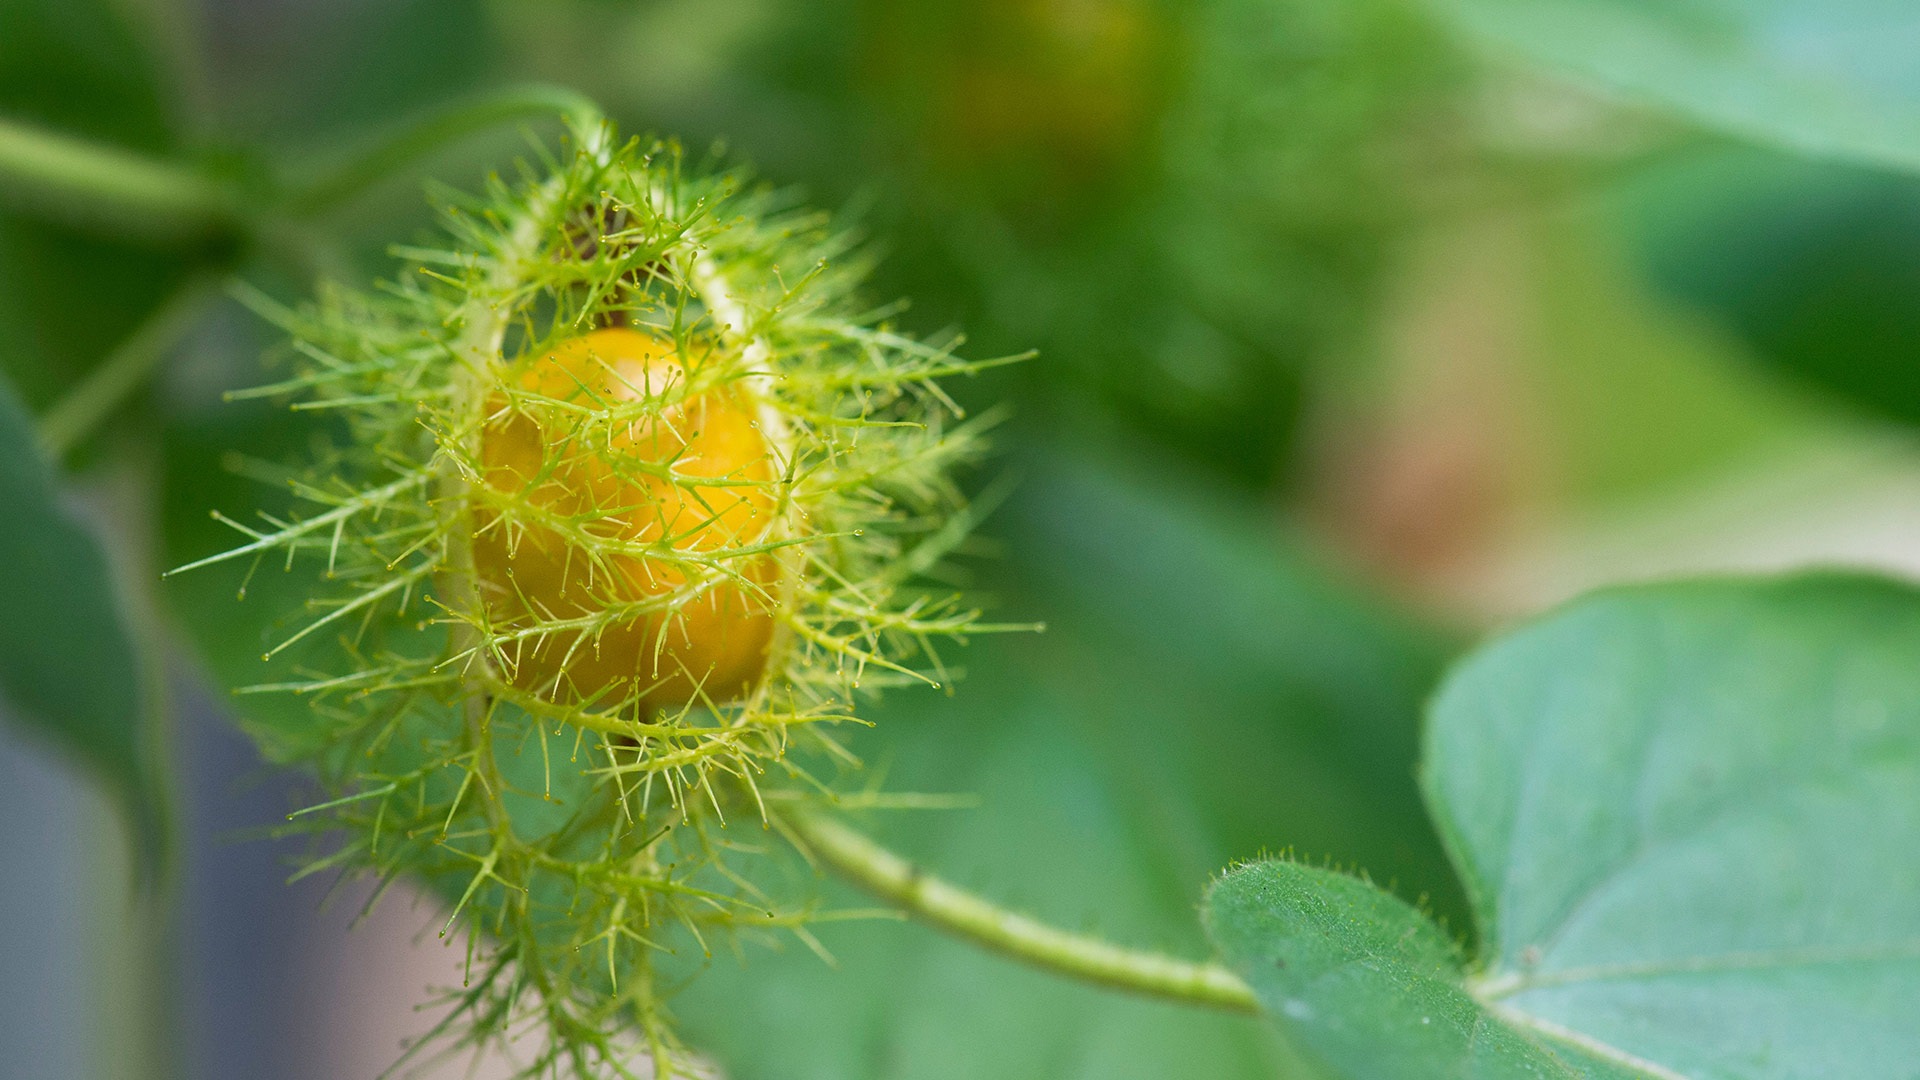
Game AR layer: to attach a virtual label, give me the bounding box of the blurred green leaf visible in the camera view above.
[1614,147,1920,426]
[1210,575,1920,1079]
[1425,0,1920,172]
[159,340,322,755]
[674,662,1302,1080]
[0,217,196,413]
[1004,445,1468,920]
[0,0,174,150]
[0,374,161,858]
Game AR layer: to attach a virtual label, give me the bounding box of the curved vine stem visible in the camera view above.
[283,84,607,217]
[0,115,237,239]
[785,808,1260,1015]
[1,83,604,241]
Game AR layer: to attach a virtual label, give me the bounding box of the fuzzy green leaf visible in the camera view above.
[1206,861,1624,1079]
[1210,575,1920,1079]
[0,375,160,858]
[1425,0,1920,173]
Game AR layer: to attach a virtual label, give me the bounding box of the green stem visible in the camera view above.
[786,809,1260,1015]
[0,116,236,239]
[38,273,226,457]
[283,84,606,216]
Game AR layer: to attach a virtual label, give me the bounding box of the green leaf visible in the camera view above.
[0,375,161,859]
[1430,576,1920,1076]
[1006,447,1469,924]
[1209,575,1920,1079]
[1424,0,1920,173]
[1206,861,1609,1079]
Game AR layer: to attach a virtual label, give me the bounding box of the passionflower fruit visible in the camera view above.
[475,327,780,710]
[184,126,1020,1076]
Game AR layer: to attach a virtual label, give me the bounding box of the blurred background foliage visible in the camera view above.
[7,0,1920,1077]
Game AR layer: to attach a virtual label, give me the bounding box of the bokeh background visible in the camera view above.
[7,0,1920,1077]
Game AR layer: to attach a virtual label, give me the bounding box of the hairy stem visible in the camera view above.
[39,273,225,457]
[786,809,1260,1015]
[0,116,236,239]
[284,84,607,216]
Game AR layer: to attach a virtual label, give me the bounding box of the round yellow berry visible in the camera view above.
[473,327,779,711]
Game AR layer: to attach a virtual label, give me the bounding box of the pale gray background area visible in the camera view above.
[0,676,518,1080]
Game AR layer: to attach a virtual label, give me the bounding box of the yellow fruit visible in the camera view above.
[473,327,779,710]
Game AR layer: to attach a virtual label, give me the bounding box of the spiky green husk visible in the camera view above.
[186,127,1018,1076]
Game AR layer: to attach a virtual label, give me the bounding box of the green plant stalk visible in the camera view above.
[786,809,1261,1015]
[38,274,225,457]
[0,116,235,238]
